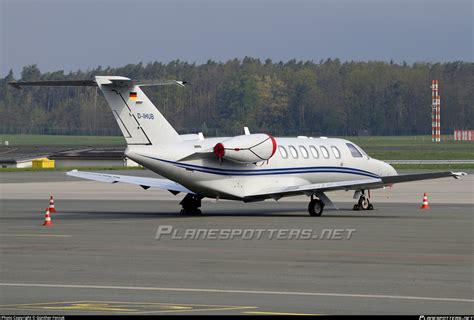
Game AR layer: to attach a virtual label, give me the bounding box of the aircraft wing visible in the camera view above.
[244,178,384,201]
[66,170,194,194]
[381,171,467,184]
[244,171,467,202]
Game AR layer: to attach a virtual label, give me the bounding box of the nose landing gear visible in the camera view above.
[353,190,374,211]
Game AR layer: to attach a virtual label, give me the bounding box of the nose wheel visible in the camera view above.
[353,191,374,211]
[308,198,325,216]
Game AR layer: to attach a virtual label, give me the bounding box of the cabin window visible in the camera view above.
[320,146,330,159]
[279,146,288,159]
[346,143,362,158]
[331,146,341,159]
[299,146,309,159]
[289,145,298,158]
[309,145,319,158]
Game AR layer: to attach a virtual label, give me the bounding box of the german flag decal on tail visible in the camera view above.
[129,92,137,100]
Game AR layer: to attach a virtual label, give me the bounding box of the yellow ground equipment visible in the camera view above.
[32,158,55,169]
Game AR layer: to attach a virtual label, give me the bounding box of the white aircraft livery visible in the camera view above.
[10,76,467,216]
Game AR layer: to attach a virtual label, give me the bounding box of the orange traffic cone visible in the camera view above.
[420,193,430,209]
[43,208,53,226]
[48,195,56,213]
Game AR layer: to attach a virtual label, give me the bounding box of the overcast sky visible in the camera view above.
[1,0,472,77]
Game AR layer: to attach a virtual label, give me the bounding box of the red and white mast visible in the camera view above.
[431,80,440,142]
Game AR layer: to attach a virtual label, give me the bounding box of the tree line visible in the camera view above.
[0,59,472,137]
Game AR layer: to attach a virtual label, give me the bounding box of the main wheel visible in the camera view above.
[358,197,370,210]
[308,199,324,216]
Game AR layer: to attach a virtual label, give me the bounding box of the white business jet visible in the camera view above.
[10,76,466,216]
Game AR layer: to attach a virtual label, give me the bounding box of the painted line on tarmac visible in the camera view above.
[0,283,472,303]
[135,306,257,314]
[0,300,256,314]
[1,234,72,237]
[243,311,320,316]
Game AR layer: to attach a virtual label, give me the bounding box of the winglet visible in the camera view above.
[452,172,467,179]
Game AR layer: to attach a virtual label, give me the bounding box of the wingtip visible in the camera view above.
[66,169,79,175]
[452,171,467,179]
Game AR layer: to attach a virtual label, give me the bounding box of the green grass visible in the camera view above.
[340,135,473,160]
[0,166,144,172]
[1,134,473,160]
[0,134,125,146]
[391,164,474,170]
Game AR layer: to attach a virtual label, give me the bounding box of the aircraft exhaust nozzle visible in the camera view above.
[213,134,277,163]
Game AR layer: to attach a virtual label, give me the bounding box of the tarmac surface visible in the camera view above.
[0,170,473,315]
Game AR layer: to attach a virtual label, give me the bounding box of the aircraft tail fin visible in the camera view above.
[9,76,183,146]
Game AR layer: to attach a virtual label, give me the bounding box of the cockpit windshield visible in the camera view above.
[346,143,368,158]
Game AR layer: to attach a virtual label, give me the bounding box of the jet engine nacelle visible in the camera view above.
[213,133,277,163]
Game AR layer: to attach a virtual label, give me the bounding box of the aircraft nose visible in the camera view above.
[372,159,397,177]
[381,161,397,177]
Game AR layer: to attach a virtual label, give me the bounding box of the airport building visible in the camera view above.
[0,156,42,168]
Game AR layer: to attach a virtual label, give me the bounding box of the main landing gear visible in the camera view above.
[353,190,374,211]
[180,194,203,215]
[308,195,325,216]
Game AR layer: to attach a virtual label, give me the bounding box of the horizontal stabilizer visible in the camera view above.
[138,80,186,87]
[9,79,97,89]
[9,77,186,89]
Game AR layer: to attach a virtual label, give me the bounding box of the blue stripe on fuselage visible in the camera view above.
[137,154,381,179]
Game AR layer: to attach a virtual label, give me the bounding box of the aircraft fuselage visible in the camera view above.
[125,137,396,200]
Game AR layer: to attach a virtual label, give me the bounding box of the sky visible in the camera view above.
[1,0,472,77]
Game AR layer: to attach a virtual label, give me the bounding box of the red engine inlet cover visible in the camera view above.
[213,143,225,158]
[268,134,277,158]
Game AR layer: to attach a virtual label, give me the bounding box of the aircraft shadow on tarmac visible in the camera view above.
[54,207,421,219]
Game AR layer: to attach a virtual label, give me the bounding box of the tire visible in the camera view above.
[359,197,370,210]
[308,199,324,216]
